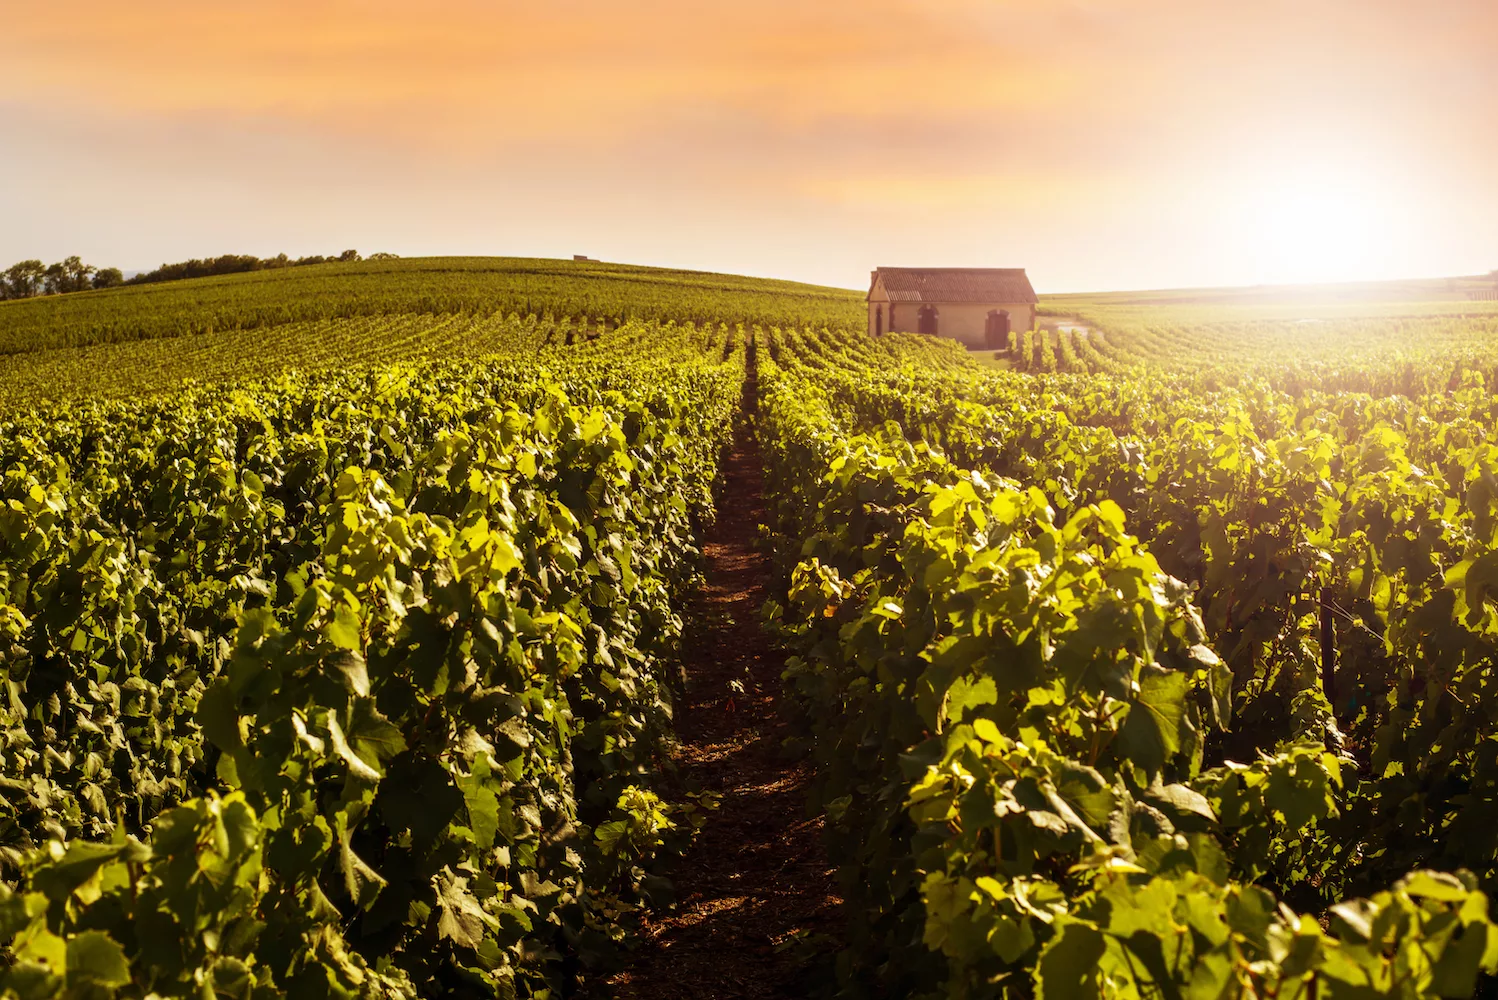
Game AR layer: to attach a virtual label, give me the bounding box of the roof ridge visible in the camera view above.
[870,266,1038,305]
[876,266,1028,272]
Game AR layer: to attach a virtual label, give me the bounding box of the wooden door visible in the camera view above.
[985,309,1011,349]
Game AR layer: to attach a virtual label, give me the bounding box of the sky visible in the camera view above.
[2,0,1496,293]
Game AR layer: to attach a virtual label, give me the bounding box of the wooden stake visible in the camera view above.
[1320,587,1336,708]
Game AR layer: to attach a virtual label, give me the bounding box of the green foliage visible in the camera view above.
[0,255,862,358]
[1030,868,1498,1000]
[757,325,1498,998]
[0,324,745,994]
[0,792,416,998]
[10,260,1498,1000]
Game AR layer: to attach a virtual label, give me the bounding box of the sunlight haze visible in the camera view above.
[2,0,1494,291]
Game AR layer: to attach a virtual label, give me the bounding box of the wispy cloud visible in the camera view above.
[0,1,1075,141]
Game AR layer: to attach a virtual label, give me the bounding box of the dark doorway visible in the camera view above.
[917,305,939,335]
[875,306,883,336]
[985,309,1011,349]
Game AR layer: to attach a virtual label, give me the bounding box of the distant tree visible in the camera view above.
[5,248,385,295]
[4,260,45,299]
[43,262,67,295]
[127,254,265,285]
[68,256,95,291]
[367,252,400,260]
[44,256,97,294]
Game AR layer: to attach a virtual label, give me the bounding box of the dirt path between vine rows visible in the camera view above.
[605,391,842,999]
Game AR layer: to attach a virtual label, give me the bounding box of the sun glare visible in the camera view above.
[1229,162,1406,285]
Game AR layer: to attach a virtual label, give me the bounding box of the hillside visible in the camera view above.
[0,255,865,356]
[1046,272,1498,328]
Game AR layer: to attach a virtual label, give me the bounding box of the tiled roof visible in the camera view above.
[872,267,1037,304]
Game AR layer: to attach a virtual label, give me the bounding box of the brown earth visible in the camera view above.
[603,392,842,999]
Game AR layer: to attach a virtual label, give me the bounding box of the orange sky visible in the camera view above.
[2,0,1496,291]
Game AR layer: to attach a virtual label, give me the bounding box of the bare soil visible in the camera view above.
[604,395,841,999]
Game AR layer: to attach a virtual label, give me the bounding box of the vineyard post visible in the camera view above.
[1319,586,1336,708]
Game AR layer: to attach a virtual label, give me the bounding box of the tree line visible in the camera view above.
[1,249,398,301]
[0,257,124,299]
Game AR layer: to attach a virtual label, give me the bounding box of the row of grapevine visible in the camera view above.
[0,327,745,996]
[755,326,1498,998]
[1052,312,1498,376]
[0,316,726,413]
[774,328,1498,890]
[0,256,864,356]
[1007,330,1093,375]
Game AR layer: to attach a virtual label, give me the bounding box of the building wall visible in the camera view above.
[876,301,1036,347]
[867,283,888,337]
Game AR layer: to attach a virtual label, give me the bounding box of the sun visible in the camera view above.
[1224,160,1411,286]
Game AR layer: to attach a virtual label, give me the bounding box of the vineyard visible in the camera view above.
[3,258,1498,998]
[0,256,861,358]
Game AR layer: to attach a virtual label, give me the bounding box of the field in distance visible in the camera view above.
[1047,270,1498,325]
[0,254,864,356]
[993,271,1498,375]
[0,255,864,409]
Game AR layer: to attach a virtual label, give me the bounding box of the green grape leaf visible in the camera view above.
[457,756,501,851]
[64,930,130,988]
[1118,670,1189,775]
[1036,919,1104,1000]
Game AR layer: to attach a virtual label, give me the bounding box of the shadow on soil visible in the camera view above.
[602,379,842,999]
